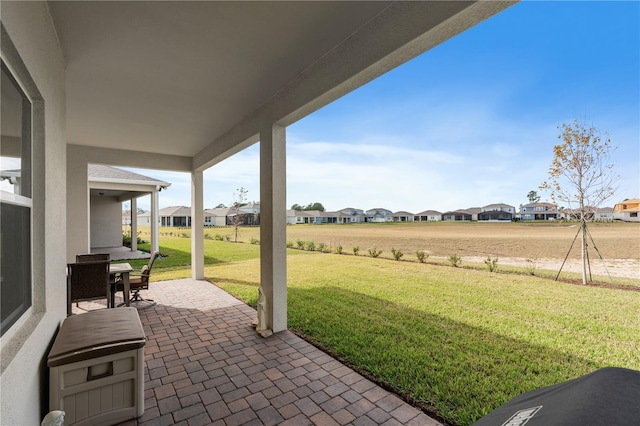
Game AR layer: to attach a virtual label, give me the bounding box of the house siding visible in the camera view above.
[1,3,68,424]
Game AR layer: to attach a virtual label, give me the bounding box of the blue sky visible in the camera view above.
[130,1,639,213]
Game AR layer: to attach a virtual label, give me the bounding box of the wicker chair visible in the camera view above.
[112,252,160,308]
[67,260,111,316]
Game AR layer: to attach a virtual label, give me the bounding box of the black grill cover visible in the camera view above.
[472,367,640,426]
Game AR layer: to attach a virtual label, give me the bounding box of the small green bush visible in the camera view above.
[353,246,360,256]
[224,235,231,242]
[368,247,382,258]
[250,237,260,245]
[335,244,343,255]
[305,241,316,251]
[204,233,214,240]
[391,248,403,261]
[484,256,499,272]
[214,234,225,241]
[286,241,294,248]
[416,250,429,263]
[123,230,145,247]
[526,258,537,275]
[296,239,305,249]
[317,242,328,253]
[448,254,462,267]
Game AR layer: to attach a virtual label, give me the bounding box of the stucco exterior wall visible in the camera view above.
[0,2,68,424]
[90,195,123,248]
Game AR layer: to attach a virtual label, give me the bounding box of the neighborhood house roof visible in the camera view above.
[464,207,482,214]
[205,208,234,217]
[159,206,192,216]
[482,203,515,210]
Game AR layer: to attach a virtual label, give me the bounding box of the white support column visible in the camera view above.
[191,170,204,280]
[151,188,160,253]
[259,124,287,333]
[130,197,138,252]
[66,160,90,261]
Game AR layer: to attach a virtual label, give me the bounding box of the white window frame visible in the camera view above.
[0,58,34,337]
[0,25,46,372]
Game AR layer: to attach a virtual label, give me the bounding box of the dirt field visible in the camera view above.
[282,221,640,279]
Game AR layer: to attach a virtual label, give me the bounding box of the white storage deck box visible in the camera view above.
[48,308,146,426]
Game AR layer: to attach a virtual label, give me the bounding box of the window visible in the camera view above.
[1,60,32,336]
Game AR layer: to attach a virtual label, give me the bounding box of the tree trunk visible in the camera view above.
[580,221,587,284]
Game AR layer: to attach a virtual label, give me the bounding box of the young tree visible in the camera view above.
[526,190,540,204]
[230,187,248,242]
[540,120,618,284]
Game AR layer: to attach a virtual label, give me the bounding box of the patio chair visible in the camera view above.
[76,253,110,262]
[67,260,111,316]
[112,251,160,309]
[78,253,120,306]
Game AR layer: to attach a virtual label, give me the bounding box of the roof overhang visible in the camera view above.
[48,1,517,171]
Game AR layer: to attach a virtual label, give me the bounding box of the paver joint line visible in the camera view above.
[94,278,442,426]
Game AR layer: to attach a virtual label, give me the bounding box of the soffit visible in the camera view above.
[48,1,392,157]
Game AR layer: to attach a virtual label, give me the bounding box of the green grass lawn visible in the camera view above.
[136,237,640,426]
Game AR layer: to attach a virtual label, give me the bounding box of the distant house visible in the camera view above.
[594,207,614,221]
[240,202,260,215]
[414,210,442,222]
[300,210,337,224]
[560,206,614,222]
[158,206,192,227]
[288,210,315,224]
[204,208,231,226]
[520,202,558,221]
[392,211,414,222]
[338,207,365,223]
[442,210,472,221]
[478,203,516,221]
[613,199,640,222]
[464,207,482,221]
[365,208,392,222]
[286,210,300,225]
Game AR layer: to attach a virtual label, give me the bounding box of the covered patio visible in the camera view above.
[1,2,516,423]
[77,280,440,426]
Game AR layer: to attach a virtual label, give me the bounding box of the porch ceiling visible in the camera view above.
[48,1,515,167]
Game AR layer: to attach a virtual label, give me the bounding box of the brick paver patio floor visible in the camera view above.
[77,278,442,425]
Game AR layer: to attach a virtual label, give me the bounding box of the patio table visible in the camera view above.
[109,263,133,308]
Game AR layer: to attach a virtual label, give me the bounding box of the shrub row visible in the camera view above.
[283,240,509,273]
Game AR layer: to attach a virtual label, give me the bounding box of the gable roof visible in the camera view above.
[416,210,442,216]
[159,206,191,216]
[482,203,515,209]
[205,208,234,217]
[88,164,170,187]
